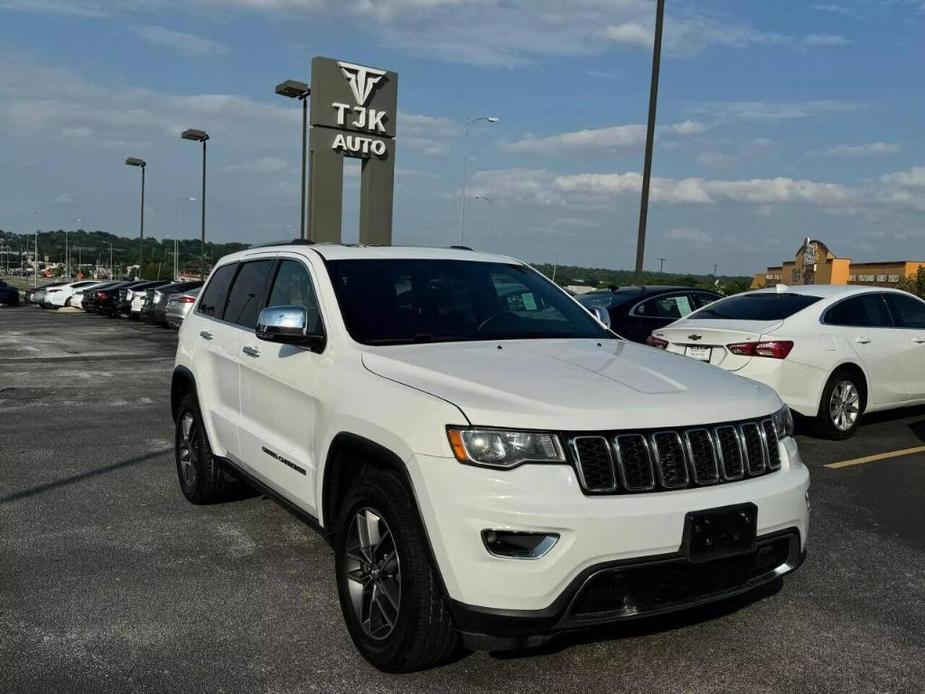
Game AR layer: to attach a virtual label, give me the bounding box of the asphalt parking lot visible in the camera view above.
[1,307,923,693]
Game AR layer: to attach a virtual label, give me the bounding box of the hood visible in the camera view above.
[361,339,781,431]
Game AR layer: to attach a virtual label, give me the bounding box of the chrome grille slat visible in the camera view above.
[740,422,767,475]
[684,429,719,485]
[715,426,745,480]
[570,436,617,492]
[761,419,781,470]
[613,434,656,491]
[650,432,689,488]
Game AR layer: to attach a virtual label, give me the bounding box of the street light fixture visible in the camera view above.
[181,129,209,277]
[275,79,311,240]
[125,157,146,276]
[459,116,499,245]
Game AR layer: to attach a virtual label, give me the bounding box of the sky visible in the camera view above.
[0,0,923,275]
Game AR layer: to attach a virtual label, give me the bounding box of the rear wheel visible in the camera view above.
[817,370,863,439]
[334,468,459,672]
[174,393,231,503]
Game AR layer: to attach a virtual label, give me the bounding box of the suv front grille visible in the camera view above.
[568,417,781,495]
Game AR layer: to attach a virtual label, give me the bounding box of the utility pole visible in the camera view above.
[658,257,667,274]
[633,0,666,283]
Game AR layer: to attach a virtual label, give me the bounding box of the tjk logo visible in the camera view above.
[338,61,386,106]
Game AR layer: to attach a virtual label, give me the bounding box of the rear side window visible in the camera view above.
[824,294,893,327]
[884,293,925,329]
[224,260,274,329]
[634,294,694,319]
[691,293,821,321]
[198,263,237,319]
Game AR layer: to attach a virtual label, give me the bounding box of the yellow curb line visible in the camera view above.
[825,446,925,469]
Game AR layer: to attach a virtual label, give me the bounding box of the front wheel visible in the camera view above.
[174,393,231,503]
[334,468,459,672]
[817,371,863,439]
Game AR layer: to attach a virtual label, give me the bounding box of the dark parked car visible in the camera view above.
[83,281,131,314]
[0,280,20,306]
[114,280,171,318]
[25,280,67,306]
[577,285,723,343]
[140,280,203,325]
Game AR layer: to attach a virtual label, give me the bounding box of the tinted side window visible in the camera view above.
[884,293,925,329]
[267,259,323,334]
[824,294,893,328]
[224,260,273,329]
[635,294,694,319]
[197,264,237,319]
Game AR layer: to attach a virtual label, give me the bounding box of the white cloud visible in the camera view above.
[802,34,851,46]
[696,152,736,169]
[0,0,108,17]
[398,112,462,155]
[881,167,925,188]
[600,22,651,49]
[828,142,901,156]
[133,25,229,57]
[665,227,715,244]
[470,168,859,208]
[687,100,861,121]
[503,121,702,156]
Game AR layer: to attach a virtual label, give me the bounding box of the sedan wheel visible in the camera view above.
[829,380,861,432]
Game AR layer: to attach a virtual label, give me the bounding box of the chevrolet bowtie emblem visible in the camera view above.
[338,61,387,106]
[688,334,703,341]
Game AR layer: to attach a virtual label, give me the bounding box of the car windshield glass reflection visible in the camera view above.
[326,259,613,345]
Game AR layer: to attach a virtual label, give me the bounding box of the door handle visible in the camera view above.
[242,346,260,358]
[855,337,871,344]
[199,330,213,341]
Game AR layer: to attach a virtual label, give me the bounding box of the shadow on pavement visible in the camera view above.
[0,447,172,505]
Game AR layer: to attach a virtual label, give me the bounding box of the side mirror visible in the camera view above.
[256,305,325,350]
[591,306,612,329]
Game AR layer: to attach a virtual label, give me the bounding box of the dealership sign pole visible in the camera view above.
[308,57,398,245]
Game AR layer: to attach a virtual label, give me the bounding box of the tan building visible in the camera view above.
[751,238,925,289]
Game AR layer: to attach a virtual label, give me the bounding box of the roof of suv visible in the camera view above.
[234,242,517,264]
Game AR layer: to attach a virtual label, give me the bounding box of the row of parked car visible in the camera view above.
[23,277,204,328]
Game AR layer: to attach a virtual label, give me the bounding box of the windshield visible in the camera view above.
[690,292,821,321]
[326,259,612,345]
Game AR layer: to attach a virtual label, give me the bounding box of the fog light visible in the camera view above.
[481,530,559,559]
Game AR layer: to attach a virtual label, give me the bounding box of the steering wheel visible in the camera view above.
[477,310,520,332]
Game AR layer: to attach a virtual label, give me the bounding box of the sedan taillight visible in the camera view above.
[646,335,669,349]
[178,295,196,303]
[96,291,107,299]
[728,340,794,359]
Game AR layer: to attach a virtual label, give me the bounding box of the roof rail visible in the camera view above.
[449,245,473,251]
[250,238,316,249]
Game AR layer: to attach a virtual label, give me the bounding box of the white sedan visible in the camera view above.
[649,285,925,439]
[44,280,99,308]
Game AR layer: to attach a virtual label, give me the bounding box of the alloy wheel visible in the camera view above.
[343,507,401,641]
[178,412,199,487]
[829,380,860,432]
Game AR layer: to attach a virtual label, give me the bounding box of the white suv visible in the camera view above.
[172,242,809,672]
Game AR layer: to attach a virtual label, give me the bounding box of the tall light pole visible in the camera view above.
[32,209,39,287]
[67,217,81,278]
[175,196,196,280]
[275,79,311,240]
[125,157,146,276]
[658,257,667,274]
[181,129,209,277]
[633,0,666,283]
[474,194,495,252]
[459,116,499,245]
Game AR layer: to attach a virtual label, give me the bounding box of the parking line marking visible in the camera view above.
[825,446,925,469]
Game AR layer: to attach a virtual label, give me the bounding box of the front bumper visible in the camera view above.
[409,437,809,639]
[452,528,803,649]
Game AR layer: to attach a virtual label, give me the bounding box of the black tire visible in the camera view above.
[174,393,231,504]
[816,369,864,440]
[334,467,459,672]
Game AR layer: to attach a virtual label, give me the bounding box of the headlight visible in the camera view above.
[447,428,565,468]
[772,405,794,439]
